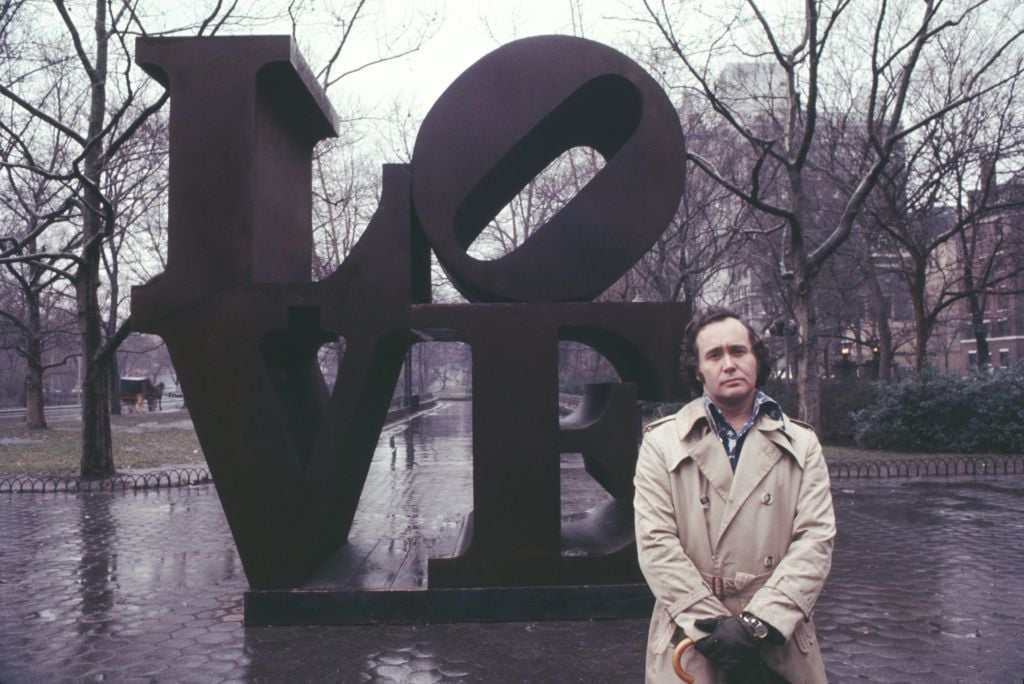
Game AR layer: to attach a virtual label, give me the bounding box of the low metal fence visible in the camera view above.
[0,467,212,493]
[3,456,1021,493]
[829,455,1024,479]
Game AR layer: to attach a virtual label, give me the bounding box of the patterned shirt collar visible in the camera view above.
[703,389,785,470]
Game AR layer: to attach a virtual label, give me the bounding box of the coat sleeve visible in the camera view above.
[634,432,729,642]
[744,431,836,639]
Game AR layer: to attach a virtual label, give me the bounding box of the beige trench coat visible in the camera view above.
[634,399,835,684]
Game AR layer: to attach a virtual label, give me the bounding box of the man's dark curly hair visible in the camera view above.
[681,307,773,389]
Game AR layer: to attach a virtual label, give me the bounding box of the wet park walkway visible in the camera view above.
[1,400,1023,682]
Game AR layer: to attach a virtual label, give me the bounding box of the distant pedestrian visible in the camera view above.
[634,308,835,683]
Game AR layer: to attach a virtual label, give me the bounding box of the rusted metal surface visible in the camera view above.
[412,35,686,304]
[131,34,690,592]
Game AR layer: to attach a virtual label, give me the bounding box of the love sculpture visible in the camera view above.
[132,34,691,623]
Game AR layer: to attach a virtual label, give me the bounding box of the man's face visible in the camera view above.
[695,317,759,409]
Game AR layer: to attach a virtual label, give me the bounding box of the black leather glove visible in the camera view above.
[694,615,760,676]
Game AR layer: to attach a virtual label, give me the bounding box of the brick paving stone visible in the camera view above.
[2,402,1023,682]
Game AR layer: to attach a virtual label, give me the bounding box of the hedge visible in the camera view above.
[851,369,1024,453]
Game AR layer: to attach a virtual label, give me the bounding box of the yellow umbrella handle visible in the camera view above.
[672,637,696,683]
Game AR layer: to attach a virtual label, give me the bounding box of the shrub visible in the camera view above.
[852,368,1024,452]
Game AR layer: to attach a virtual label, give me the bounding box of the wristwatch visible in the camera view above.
[741,612,770,641]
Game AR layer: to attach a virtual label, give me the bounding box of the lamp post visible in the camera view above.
[866,339,880,380]
[839,340,854,378]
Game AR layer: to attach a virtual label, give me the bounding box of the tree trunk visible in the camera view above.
[877,310,893,381]
[905,252,931,374]
[959,222,990,370]
[79,0,114,479]
[24,286,48,429]
[790,166,821,428]
[914,321,930,375]
[78,252,114,478]
[108,246,121,416]
[794,281,821,429]
[909,291,935,377]
[965,291,990,371]
[863,250,893,381]
[24,368,47,429]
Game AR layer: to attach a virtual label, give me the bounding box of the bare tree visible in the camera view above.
[282,1,441,394]
[0,40,81,428]
[0,1,248,476]
[629,98,760,307]
[99,110,168,415]
[637,0,1024,426]
[867,47,1024,372]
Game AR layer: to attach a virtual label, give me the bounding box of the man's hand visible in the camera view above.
[694,615,760,676]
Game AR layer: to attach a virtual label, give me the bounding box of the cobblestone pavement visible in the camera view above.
[1,402,1023,682]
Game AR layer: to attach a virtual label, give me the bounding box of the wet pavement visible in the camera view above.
[1,400,1023,682]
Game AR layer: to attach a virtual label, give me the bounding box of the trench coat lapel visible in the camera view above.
[688,431,733,502]
[717,428,782,544]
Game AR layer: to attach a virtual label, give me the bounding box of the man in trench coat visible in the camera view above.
[635,309,835,683]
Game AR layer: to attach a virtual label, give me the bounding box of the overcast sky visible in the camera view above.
[304,0,633,120]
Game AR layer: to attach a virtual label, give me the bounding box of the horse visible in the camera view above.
[146,382,164,411]
[120,377,164,413]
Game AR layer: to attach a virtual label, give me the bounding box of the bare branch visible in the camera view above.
[688,150,794,221]
[52,0,97,81]
[95,315,130,365]
[316,0,368,89]
[0,252,81,275]
[324,46,423,90]
[0,82,87,145]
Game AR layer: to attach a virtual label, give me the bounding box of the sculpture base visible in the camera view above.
[242,507,651,626]
[244,583,653,626]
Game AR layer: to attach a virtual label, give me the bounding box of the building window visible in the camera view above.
[968,351,977,370]
[995,319,1008,337]
[1000,349,1010,368]
[964,321,989,338]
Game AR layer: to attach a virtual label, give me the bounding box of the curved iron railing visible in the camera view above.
[828,454,1024,479]
[2,456,1021,493]
[0,467,212,493]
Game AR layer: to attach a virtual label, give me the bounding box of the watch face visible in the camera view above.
[744,615,768,639]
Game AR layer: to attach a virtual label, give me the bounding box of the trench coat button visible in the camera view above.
[764,556,774,568]
[699,495,711,508]
[762,492,773,505]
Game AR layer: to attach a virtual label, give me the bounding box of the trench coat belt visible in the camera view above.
[700,571,769,600]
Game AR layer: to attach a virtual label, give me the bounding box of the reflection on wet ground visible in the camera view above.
[308,402,616,592]
[1,400,1022,682]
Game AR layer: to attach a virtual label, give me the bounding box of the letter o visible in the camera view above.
[411,35,686,303]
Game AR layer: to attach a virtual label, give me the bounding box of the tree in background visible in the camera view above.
[0,1,253,476]
[100,111,168,415]
[0,75,80,427]
[637,0,1024,426]
[866,40,1024,373]
[0,0,438,476]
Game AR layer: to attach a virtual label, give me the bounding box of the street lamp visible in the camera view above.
[838,340,854,377]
